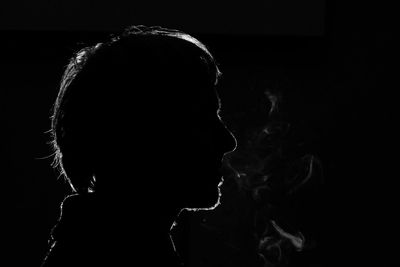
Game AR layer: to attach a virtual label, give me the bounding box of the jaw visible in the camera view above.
[183,183,222,211]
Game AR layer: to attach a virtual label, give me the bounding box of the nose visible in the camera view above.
[216,119,236,155]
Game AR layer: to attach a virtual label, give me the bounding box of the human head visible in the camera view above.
[50,25,236,209]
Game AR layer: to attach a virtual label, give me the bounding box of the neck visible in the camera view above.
[92,190,182,239]
[65,192,185,265]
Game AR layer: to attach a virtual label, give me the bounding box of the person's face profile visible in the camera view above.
[97,87,234,210]
[56,31,236,212]
[170,91,236,209]
[43,29,241,267]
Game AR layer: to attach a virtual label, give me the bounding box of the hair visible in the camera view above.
[49,25,222,194]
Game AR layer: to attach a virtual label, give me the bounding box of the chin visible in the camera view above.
[185,185,221,211]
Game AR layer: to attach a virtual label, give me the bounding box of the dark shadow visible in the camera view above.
[41,25,236,267]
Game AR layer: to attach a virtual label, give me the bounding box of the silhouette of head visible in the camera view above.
[50,25,236,213]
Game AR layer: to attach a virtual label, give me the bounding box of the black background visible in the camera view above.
[0,0,325,35]
[1,1,397,266]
